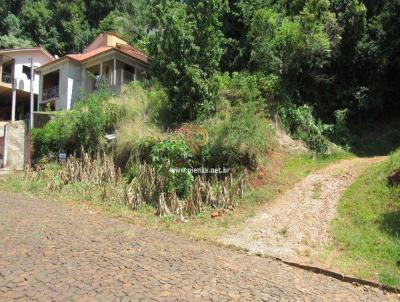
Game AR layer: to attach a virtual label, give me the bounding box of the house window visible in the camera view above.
[23,65,32,80]
[2,62,13,83]
[124,64,136,83]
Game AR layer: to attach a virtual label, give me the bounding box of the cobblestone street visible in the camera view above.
[0,192,397,301]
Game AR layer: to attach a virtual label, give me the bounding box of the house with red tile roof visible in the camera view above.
[36,32,149,111]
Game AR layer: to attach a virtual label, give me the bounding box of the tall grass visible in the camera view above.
[199,100,275,170]
[330,149,400,287]
[110,83,167,168]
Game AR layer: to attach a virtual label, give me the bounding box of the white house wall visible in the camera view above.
[56,62,69,110]
[10,51,51,94]
[67,61,81,109]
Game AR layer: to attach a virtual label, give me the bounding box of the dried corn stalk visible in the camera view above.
[41,149,250,219]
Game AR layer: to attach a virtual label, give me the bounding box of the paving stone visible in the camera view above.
[0,192,397,301]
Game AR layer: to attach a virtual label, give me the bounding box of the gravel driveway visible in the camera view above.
[220,157,387,263]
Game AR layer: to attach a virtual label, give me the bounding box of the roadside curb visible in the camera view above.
[265,254,400,294]
[219,242,399,294]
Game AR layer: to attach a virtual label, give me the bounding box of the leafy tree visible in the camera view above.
[0,0,399,126]
[0,14,34,48]
[0,0,151,55]
[117,0,149,41]
[96,0,149,48]
[249,2,339,105]
[53,0,92,53]
[83,0,119,27]
[0,0,24,34]
[359,0,400,116]
[19,0,62,54]
[148,0,226,122]
[97,11,120,34]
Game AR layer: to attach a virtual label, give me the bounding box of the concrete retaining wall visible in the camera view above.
[3,121,27,170]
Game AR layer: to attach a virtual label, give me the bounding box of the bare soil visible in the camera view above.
[220,156,387,264]
[276,128,308,155]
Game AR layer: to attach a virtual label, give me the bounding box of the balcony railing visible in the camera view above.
[2,73,12,84]
[43,86,59,101]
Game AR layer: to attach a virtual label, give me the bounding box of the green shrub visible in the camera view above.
[200,101,271,170]
[115,81,170,126]
[218,72,280,106]
[32,89,118,159]
[146,81,174,128]
[328,109,351,147]
[279,103,330,154]
[218,72,263,105]
[150,138,194,197]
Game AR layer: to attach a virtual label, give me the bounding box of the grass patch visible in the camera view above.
[328,149,400,287]
[279,151,353,180]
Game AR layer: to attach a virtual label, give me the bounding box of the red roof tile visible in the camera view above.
[116,44,149,64]
[37,44,149,71]
[66,46,112,61]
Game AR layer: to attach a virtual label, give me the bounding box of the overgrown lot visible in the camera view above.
[28,80,276,215]
[0,77,352,239]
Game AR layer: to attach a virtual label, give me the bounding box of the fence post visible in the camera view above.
[11,79,16,122]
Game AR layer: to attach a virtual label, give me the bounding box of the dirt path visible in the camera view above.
[220,156,387,264]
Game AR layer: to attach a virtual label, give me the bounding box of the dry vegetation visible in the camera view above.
[26,149,248,219]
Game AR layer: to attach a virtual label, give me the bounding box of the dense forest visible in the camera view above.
[1,0,399,128]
